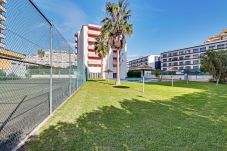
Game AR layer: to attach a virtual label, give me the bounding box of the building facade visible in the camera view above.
[128,55,160,70]
[0,0,6,49]
[26,50,77,68]
[76,24,127,80]
[161,39,227,71]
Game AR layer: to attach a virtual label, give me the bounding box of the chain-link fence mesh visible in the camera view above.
[0,0,84,150]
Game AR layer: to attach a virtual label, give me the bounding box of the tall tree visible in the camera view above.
[94,31,109,79]
[200,50,227,85]
[102,0,133,85]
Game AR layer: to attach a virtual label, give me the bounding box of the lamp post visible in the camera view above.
[167,67,178,87]
[130,65,153,92]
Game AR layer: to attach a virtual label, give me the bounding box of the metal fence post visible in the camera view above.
[49,23,53,114]
[69,48,72,95]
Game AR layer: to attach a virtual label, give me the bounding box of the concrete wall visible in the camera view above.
[145,74,212,82]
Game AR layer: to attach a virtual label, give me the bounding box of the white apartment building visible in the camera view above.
[128,55,160,70]
[76,24,127,80]
[161,39,227,71]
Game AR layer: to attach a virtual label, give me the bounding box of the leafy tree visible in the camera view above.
[200,50,227,85]
[155,69,161,78]
[127,70,141,78]
[37,50,45,58]
[102,0,133,85]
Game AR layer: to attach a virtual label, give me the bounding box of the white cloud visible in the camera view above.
[35,0,88,43]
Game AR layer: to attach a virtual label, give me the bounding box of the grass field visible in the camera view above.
[26,80,226,151]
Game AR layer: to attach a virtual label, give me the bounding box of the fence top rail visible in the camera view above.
[28,0,52,26]
[0,55,51,67]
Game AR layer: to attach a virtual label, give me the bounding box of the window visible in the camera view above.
[179,62,184,65]
[162,54,167,58]
[180,51,185,55]
[179,56,184,60]
[168,53,172,57]
[193,66,199,69]
[173,62,178,66]
[208,45,215,50]
[168,58,172,61]
[193,49,199,53]
[217,44,225,49]
[185,55,190,60]
[173,52,178,56]
[185,50,191,54]
[179,67,184,70]
[163,59,167,62]
[185,61,191,65]
[200,47,206,52]
[193,60,199,65]
[185,66,191,69]
[168,63,172,66]
[193,54,199,58]
[172,57,178,61]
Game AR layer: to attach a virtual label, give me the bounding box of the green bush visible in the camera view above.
[127,70,141,78]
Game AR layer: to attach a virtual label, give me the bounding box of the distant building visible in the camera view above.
[0,0,6,49]
[76,24,127,79]
[128,55,160,70]
[26,50,77,68]
[160,39,227,71]
[205,29,227,43]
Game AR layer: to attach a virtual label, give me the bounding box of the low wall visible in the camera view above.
[31,75,77,79]
[145,74,212,82]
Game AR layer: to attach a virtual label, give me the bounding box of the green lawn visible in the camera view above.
[26,80,226,151]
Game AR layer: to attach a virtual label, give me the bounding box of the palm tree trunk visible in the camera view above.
[101,58,103,79]
[116,48,121,85]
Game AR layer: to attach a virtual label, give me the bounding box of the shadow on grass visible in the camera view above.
[25,91,226,151]
[113,86,130,89]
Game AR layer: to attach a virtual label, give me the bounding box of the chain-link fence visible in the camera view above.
[0,0,85,150]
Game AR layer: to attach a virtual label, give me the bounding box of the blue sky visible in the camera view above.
[35,0,227,60]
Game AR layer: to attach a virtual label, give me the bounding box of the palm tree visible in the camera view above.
[102,0,133,85]
[94,31,109,79]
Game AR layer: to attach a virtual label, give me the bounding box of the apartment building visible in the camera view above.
[161,39,227,71]
[27,50,77,68]
[204,29,227,43]
[76,24,127,79]
[128,55,160,70]
[0,0,6,49]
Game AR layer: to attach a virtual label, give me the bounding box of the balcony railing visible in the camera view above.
[0,14,5,21]
[0,32,5,39]
[0,0,7,4]
[0,5,6,12]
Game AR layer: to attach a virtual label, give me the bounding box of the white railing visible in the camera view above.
[0,14,5,21]
[0,5,6,12]
[0,23,5,30]
[88,30,100,36]
[88,37,96,42]
[0,32,5,39]
[88,60,101,64]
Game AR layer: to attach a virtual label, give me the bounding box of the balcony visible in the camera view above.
[88,60,101,65]
[88,30,100,36]
[0,14,5,21]
[0,23,5,30]
[0,32,5,39]
[88,52,98,57]
[0,0,6,4]
[0,42,5,48]
[0,5,6,13]
[88,37,96,43]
